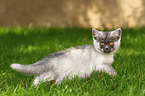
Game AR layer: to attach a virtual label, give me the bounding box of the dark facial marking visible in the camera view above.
[99,32,115,53]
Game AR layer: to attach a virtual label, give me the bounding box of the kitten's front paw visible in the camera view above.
[108,71,117,77]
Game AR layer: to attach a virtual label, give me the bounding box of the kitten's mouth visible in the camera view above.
[104,50,110,53]
[100,48,111,54]
[104,48,111,53]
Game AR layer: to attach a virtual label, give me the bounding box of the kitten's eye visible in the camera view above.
[100,42,104,46]
[109,42,114,46]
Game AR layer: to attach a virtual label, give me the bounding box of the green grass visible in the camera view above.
[0,27,144,96]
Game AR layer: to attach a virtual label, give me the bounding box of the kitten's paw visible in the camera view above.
[108,71,117,77]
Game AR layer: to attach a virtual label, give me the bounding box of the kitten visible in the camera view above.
[11,28,122,86]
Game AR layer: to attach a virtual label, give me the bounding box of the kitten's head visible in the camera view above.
[92,28,122,54]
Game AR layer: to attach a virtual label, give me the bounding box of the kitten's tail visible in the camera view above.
[10,62,49,75]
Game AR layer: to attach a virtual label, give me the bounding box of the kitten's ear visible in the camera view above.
[111,28,122,40]
[92,28,103,40]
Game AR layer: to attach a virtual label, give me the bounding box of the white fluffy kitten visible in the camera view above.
[11,28,122,86]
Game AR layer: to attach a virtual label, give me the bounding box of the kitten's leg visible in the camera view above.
[32,71,55,86]
[96,64,117,76]
[55,74,66,84]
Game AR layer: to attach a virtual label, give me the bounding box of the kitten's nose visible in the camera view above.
[105,48,109,51]
[105,45,109,51]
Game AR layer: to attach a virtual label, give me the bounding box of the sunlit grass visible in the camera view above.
[0,27,144,96]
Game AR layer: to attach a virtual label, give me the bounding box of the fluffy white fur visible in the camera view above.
[11,28,122,86]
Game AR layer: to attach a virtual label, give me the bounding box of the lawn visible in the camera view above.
[0,27,144,96]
